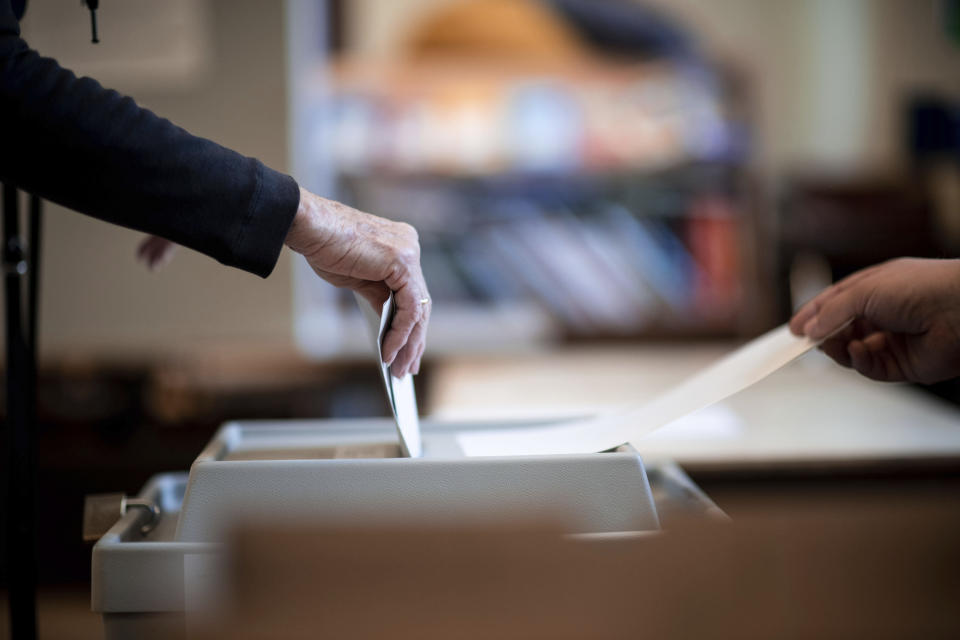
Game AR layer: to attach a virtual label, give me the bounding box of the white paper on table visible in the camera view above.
[644,404,744,441]
[355,292,422,458]
[456,324,818,457]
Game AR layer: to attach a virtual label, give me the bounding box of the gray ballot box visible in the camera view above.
[88,418,721,640]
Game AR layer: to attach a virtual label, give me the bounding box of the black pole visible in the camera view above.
[3,183,38,640]
[27,194,41,381]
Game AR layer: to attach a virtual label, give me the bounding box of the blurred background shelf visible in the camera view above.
[291,0,766,356]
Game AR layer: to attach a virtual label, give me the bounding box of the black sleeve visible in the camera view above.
[0,0,299,278]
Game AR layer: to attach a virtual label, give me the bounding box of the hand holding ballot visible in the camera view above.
[134,187,431,377]
[285,188,431,378]
[791,258,960,384]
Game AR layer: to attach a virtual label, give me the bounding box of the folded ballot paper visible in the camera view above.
[356,293,422,458]
[456,324,819,457]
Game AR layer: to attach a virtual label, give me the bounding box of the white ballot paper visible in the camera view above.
[355,293,422,458]
[457,324,818,457]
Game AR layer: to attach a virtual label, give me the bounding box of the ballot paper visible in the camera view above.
[456,324,818,457]
[356,293,422,458]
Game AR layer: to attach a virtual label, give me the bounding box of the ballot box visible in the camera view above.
[87,417,721,640]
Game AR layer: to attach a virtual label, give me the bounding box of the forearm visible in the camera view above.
[0,18,298,277]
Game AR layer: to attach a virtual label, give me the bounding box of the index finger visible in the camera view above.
[382,278,430,366]
[799,283,874,341]
[790,267,879,336]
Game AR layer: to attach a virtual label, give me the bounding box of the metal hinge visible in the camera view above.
[82,493,160,542]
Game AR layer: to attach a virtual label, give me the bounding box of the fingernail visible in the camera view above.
[802,317,817,338]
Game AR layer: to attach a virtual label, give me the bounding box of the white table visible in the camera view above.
[427,345,960,470]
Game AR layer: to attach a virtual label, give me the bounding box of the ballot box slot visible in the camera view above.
[222,442,402,461]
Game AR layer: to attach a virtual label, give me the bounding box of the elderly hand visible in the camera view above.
[790,258,960,384]
[285,188,430,377]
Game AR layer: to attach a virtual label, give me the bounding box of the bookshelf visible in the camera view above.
[288,5,759,359]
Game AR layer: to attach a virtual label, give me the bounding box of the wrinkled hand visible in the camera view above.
[790,258,960,384]
[285,188,430,377]
[137,235,178,270]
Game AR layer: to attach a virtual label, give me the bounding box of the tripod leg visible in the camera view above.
[3,183,38,640]
[28,194,41,376]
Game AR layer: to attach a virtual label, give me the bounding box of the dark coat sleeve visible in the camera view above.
[0,0,299,278]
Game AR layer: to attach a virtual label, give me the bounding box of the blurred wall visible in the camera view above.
[16,0,295,359]
[652,0,960,176]
[349,0,960,177]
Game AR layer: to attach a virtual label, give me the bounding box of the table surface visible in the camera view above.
[426,343,960,469]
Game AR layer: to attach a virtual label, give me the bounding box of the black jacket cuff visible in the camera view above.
[232,164,299,278]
